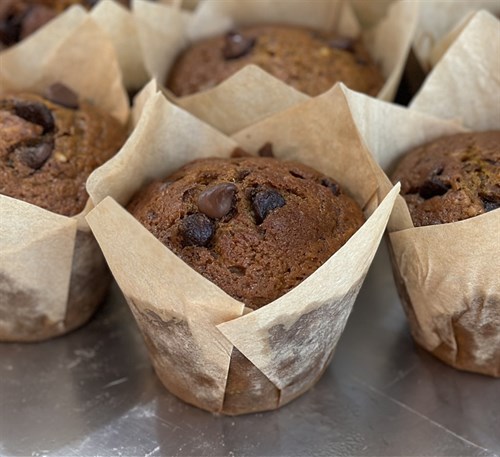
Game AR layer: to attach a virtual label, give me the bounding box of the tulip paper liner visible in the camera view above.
[86,85,399,414]
[411,11,500,131]
[412,1,500,72]
[132,0,418,117]
[344,13,500,377]
[0,6,129,341]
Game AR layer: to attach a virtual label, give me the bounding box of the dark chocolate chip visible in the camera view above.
[0,9,23,46]
[44,83,79,109]
[290,170,305,179]
[16,139,53,169]
[418,176,450,199]
[483,200,500,212]
[14,101,54,133]
[197,183,237,219]
[251,188,285,224]
[258,142,274,157]
[222,31,256,60]
[321,178,340,196]
[180,213,215,247]
[328,37,355,53]
[480,192,500,212]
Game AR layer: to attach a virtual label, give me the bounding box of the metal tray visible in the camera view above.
[1,243,499,457]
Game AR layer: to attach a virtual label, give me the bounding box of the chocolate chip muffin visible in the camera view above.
[0,0,129,49]
[392,131,500,227]
[0,84,126,216]
[128,155,364,309]
[166,25,384,97]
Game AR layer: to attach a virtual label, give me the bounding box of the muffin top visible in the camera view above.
[128,155,364,310]
[166,24,384,97]
[392,131,500,227]
[0,85,126,216]
[0,0,128,49]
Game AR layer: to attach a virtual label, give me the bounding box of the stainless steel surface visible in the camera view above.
[1,242,499,457]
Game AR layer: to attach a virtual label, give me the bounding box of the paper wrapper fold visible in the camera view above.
[131,0,418,133]
[412,1,500,72]
[0,8,129,341]
[86,85,399,414]
[346,13,500,376]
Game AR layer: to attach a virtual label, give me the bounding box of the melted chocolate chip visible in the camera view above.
[222,31,256,60]
[328,37,355,53]
[321,178,340,196]
[355,57,368,66]
[16,139,53,169]
[45,83,79,109]
[197,183,237,219]
[418,176,450,199]
[251,188,286,224]
[14,101,54,133]
[258,142,274,157]
[180,213,215,247]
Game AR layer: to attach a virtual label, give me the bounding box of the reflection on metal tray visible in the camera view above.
[1,243,499,457]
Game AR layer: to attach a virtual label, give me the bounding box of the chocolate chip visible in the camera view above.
[44,83,79,109]
[418,176,450,199]
[222,31,256,60]
[480,192,500,212]
[0,6,23,46]
[258,142,274,157]
[251,188,285,224]
[180,213,215,247]
[328,37,355,53]
[231,147,252,158]
[14,101,54,133]
[321,178,340,196]
[16,139,53,169]
[197,183,237,219]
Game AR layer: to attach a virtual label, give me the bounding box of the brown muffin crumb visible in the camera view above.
[0,89,126,216]
[392,131,500,226]
[167,24,384,97]
[128,156,364,309]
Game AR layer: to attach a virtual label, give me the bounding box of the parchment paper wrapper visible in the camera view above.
[86,84,399,414]
[413,0,500,72]
[131,0,418,131]
[345,14,500,376]
[90,0,150,91]
[0,7,129,341]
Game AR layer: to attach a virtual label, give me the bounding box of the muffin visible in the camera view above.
[0,0,129,49]
[392,131,500,226]
[0,84,126,342]
[166,25,384,97]
[127,154,364,310]
[0,85,126,216]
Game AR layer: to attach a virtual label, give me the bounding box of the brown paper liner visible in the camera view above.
[130,0,418,134]
[86,86,399,414]
[345,12,500,377]
[0,7,129,341]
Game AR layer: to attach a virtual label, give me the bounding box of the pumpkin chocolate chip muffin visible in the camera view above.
[392,131,500,226]
[0,84,126,216]
[166,24,384,97]
[128,154,365,310]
